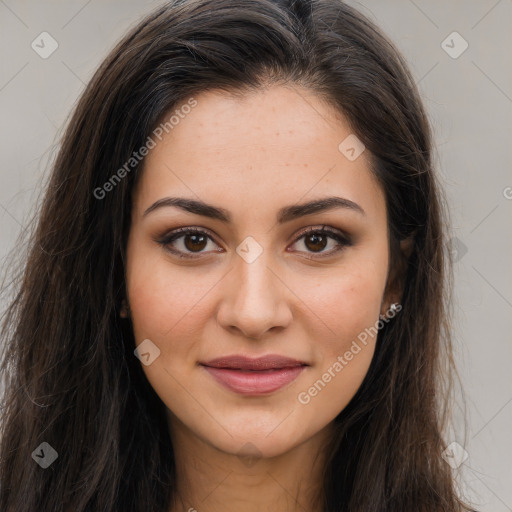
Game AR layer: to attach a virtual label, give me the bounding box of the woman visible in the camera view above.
[0,0,474,510]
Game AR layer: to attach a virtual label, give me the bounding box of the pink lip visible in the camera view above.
[200,354,309,395]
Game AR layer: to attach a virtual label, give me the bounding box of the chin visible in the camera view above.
[212,430,300,460]
[197,410,323,460]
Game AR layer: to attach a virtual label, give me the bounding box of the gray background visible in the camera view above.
[0,1,511,510]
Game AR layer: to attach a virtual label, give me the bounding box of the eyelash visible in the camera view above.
[156,225,352,260]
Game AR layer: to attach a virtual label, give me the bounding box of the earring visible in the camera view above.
[389,302,400,315]
[379,302,401,321]
[120,298,130,318]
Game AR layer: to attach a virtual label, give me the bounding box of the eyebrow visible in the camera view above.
[142,195,366,223]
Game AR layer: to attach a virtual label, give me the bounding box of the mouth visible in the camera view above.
[200,354,309,395]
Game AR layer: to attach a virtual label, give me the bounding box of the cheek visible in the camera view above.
[300,259,387,349]
[125,241,215,341]
[309,276,380,332]
[293,259,387,414]
[125,250,212,400]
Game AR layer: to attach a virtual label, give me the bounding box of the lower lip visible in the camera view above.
[201,365,306,395]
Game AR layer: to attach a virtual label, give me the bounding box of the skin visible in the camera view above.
[123,84,404,512]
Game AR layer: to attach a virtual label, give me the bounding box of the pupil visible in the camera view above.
[306,234,327,252]
[185,234,207,252]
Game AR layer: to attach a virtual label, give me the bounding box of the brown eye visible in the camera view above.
[304,232,328,252]
[183,233,208,252]
[157,227,221,259]
[290,226,352,259]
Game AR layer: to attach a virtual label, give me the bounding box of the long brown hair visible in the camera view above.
[0,1,472,510]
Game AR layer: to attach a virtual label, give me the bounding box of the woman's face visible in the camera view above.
[125,85,395,459]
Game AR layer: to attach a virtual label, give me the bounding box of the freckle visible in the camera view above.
[304,163,308,167]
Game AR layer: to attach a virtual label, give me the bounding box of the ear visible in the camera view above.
[380,235,414,316]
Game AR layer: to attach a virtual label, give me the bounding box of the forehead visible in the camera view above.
[133,85,385,223]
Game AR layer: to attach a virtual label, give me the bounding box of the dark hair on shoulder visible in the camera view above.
[0,1,472,510]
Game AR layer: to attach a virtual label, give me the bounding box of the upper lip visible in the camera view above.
[201,354,309,371]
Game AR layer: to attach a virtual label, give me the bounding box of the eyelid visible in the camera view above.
[156,224,352,259]
[288,225,352,259]
[156,226,221,259]
[291,224,350,244]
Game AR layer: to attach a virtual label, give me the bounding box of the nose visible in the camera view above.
[216,250,293,340]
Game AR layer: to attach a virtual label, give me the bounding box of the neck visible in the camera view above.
[168,418,334,512]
